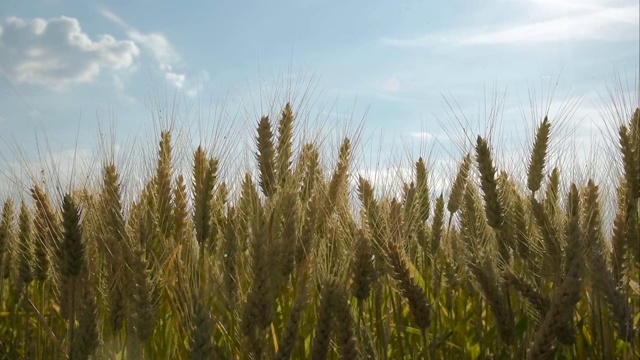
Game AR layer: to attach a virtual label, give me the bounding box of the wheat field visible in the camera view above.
[0,102,639,359]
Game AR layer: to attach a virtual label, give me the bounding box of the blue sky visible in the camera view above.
[0,0,638,197]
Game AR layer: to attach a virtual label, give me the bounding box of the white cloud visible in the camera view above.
[165,72,186,88]
[409,131,437,140]
[0,16,139,89]
[381,2,638,47]
[99,7,187,90]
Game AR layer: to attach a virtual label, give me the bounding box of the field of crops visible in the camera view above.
[0,102,639,359]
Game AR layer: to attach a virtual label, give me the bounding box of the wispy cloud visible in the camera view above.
[409,131,437,140]
[0,16,139,89]
[381,1,638,47]
[99,7,191,91]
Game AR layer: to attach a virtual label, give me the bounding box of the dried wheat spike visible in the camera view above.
[332,283,360,360]
[475,136,504,230]
[402,182,417,238]
[527,117,550,194]
[276,103,295,188]
[431,194,445,257]
[326,137,351,213]
[611,179,628,286]
[190,297,215,360]
[279,189,299,278]
[311,279,336,360]
[527,184,584,359]
[31,184,61,282]
[61,194,84,279]
[256,115,277,197]
[619,124,639,200]
[0,199,15,281]
[17,201,34,288]
[173,174,190,244]
[531,198,563,279]
[241,212,274,337]
[469,257,514,344]
[415,157,430,223]
[155,130,174,239]
[130,245,158,342]
[351,229,375,301]
[222,206,238,307]
[73,279,100,360]
[298,143,321,203]
[108,277,126,334]
[447,154,472,215]
[504,270,549,315]
[275,261,310,360]
[385,240,431,331]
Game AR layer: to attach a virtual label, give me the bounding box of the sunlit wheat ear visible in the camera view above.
[619,122,640,268]
[61,194,84,280]
[102,164,127,242]
[238,172,261,251]
[475,136,504,230]
[611,178,628,286]
[357,177,386,244]
[531,198,563,280]
[495,173,519,260]
[210,181,228,253]
[241,210,274,338]
[583,180,636,342]
[17,201,34,291]
[543,167,562,220]
[193,147,209,247]
[222,206,238,308]
[276,102,295,188]
[256,115,277,198]
[279,189,299,278]
[155,130,174,240]
[385,240,431,331]
[60,193,85,359]
[332,282,360,360]
[415,157,430,223]
[504,269,549,315]
[190,296,215,360]
[31,184,61,283]
[108,277,126,335]
[130,244,159,342]
[430,194,445,257]
[527,183,584,360]
[173,174,190,245]
[619,124,639,200]
[297,143,321,203]
[388,198,403,242]
[402,182,417,237]
[275,261,310,360]
[311,278,336,360]
[447,153,472,215]
[73,278,100,360]
[0,199,15,281]
[468,256,515,344]
[101,167,130,335]
[527,116,550,195]
[326,137,351,213]
[351,229,375,302]
[296,190,321,265]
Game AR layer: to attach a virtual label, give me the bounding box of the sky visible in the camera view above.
[0,0,638,199]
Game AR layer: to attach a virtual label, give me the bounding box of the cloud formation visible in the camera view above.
[99,8,188,90]
[0,16,139,88]
[381,1,638,47]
